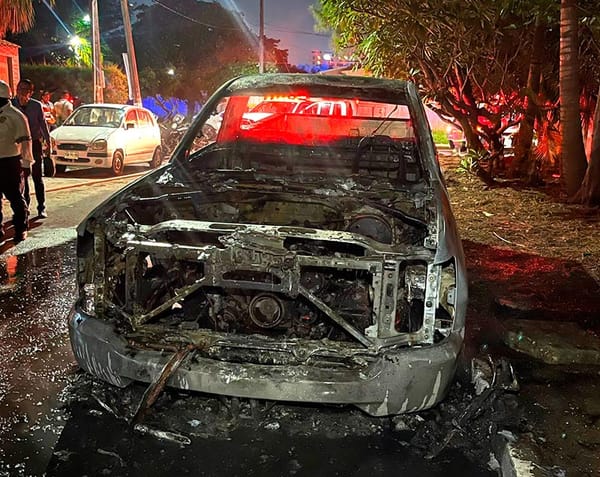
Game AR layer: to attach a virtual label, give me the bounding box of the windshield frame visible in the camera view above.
[169,74,439,184]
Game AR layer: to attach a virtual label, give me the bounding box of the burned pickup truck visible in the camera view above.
[69,74,467,416]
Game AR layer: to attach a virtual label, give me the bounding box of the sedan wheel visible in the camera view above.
[149,147,163,168]
[111,151,125,176]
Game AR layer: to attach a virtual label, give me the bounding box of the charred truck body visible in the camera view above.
[69,74,467,416]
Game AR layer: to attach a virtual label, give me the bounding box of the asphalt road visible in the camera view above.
[0,165,148,476]
[1,164,152,256]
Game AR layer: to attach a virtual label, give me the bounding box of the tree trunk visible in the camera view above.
[511,17,544,180]
[559,0,588,196]
[573,84,600,205]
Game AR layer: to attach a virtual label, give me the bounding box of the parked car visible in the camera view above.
[68,74,467,416]
[50,103,163,175]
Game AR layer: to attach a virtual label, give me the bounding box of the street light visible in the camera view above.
[69,35,82,47]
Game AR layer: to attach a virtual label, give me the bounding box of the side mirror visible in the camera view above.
[125,122,135,130]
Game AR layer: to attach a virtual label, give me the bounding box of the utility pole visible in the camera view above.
[120,0,142,105]
[259,0,264,73]
[90,0,104,103]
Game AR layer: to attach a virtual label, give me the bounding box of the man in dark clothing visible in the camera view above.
[0,80,32,243]
[12,78,50,218]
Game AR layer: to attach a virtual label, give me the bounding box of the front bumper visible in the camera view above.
[52,151,110,168]
[69,307,462,416]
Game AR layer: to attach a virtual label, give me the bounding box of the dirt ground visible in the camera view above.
[444,167,600,284]
[443,162,600,476]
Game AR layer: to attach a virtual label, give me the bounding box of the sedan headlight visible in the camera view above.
[89,139,107,151]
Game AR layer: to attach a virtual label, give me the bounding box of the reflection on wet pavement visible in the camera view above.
[0,242,77,476]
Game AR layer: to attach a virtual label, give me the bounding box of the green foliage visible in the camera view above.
[458,151,483,175]
[103,64,129,104]
[431,129,448,144]
[8,0,286,103]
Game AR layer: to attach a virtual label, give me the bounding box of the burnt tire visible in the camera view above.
[111,151,125,176]
[55,164,67,174]
[149,147,163,168]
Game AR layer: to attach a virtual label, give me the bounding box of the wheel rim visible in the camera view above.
[113,153,124,174]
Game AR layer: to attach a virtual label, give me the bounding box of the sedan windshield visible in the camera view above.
[65,107,124,127]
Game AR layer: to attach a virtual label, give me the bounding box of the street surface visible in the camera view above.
[0,165,151,475]
[0,162,496,476]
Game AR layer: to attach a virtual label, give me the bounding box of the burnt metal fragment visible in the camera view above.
[131,345,195,425]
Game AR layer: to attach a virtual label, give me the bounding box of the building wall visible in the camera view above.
[0,40,20,94]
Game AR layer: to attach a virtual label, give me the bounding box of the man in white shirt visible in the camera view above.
[0,80,33,243]
[54,90,73,126]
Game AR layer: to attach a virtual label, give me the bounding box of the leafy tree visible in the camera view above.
[569,4,600,204]
[314,0,543,183]
[5,0,81,63]
[315,0,600,203]
[130,0,291,100]
[20,63,127,104]
[0,0,38,38]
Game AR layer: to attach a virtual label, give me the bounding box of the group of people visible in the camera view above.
[40,89,74,130]
[0,79,72,244]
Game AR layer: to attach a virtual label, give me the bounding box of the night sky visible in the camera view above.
[215,0,332,65]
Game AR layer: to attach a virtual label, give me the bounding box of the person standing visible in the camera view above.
[40,90,57,131]
[12,78,50,218]
[54,90,73,126]
[0,80,33,243]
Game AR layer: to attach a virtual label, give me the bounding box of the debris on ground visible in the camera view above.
[443,164,600,476]
[131,345,195,425]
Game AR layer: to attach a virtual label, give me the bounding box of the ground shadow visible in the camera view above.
[0,219,43,254]
[464,239,600,329]
[460,238,600,366]
[55,165,151,180]
[461,240,600,476]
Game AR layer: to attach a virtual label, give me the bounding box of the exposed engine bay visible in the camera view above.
[79,170,457,355]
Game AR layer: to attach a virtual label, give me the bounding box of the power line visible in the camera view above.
[261,24,331,38]
[152,0,242,31]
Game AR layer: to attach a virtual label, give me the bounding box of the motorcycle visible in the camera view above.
[159,113,189,158]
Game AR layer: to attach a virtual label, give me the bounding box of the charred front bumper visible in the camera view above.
[69,306,461,417]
